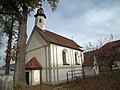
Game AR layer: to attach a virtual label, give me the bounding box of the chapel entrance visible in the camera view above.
[25,57,42,85]
[26,72,29,85]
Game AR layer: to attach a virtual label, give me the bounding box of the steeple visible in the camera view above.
[34,4,46,30]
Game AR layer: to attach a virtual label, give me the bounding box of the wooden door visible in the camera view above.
[26,72,29,85]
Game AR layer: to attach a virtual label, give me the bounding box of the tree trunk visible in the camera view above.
[5,16,14,75]
[5,34,12,74]
[14,6,28,86]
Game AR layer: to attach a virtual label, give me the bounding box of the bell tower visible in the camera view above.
[34,5,46,30]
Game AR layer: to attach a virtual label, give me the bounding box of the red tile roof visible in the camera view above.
[25,57,42,70]
[84,40,120,66]
[100,40,120,51]
[34,26,82,51]
[83,51,95,66]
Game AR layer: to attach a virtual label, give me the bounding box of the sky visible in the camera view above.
[27,0,120,46]
[0,0,120,67]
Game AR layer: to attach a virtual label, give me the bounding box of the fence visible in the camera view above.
[53,69,84,90]
[0,75,13,90]
[66,69,84,84]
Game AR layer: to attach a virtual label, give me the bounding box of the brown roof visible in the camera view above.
[34,26,82,51]
[98,40,120,55]
[83,40,120,66]
[100,40,120,50]
[25,57,42,70]
[83,51,95,66]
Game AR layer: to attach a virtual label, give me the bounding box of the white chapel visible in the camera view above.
[25,7,84,85]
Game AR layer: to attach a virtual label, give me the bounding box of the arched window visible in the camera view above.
[75,52,80,65]
[39,19,42,23]
[62,50,69,65]
[62,51,66,63]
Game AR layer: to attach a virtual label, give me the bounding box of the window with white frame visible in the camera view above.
[62,50,69,65]
[75,52,80,65]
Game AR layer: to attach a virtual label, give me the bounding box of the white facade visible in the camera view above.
[49,44,84,84]
[35,16,46,30]
[25,7,84,85]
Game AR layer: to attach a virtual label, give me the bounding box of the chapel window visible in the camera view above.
[75,52,80,65]
[62,50,69,65]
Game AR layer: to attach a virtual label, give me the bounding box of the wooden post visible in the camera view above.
[40,70,42,90]
[94,68,96,76]
[72,70,73,80]
[31,70,32,85]
[82,66,85,79]
[66,73,68,85]
[39,70,41,90]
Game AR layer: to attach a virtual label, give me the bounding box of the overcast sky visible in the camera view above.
[27,0,120,46]
[0,0,120,67]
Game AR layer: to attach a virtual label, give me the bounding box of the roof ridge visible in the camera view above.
[36,26,75,42]
[35,26,82,50]
[103,40,120,47]
[107,39,120,44]
[43,29,74,42]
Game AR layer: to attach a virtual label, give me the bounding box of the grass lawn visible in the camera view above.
[14,70,120,90]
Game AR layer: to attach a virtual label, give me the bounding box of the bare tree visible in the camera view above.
[84,35,120,73]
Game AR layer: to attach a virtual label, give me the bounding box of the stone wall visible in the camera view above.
[0,75,13,90]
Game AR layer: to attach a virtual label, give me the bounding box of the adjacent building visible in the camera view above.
[84,40,120,76]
